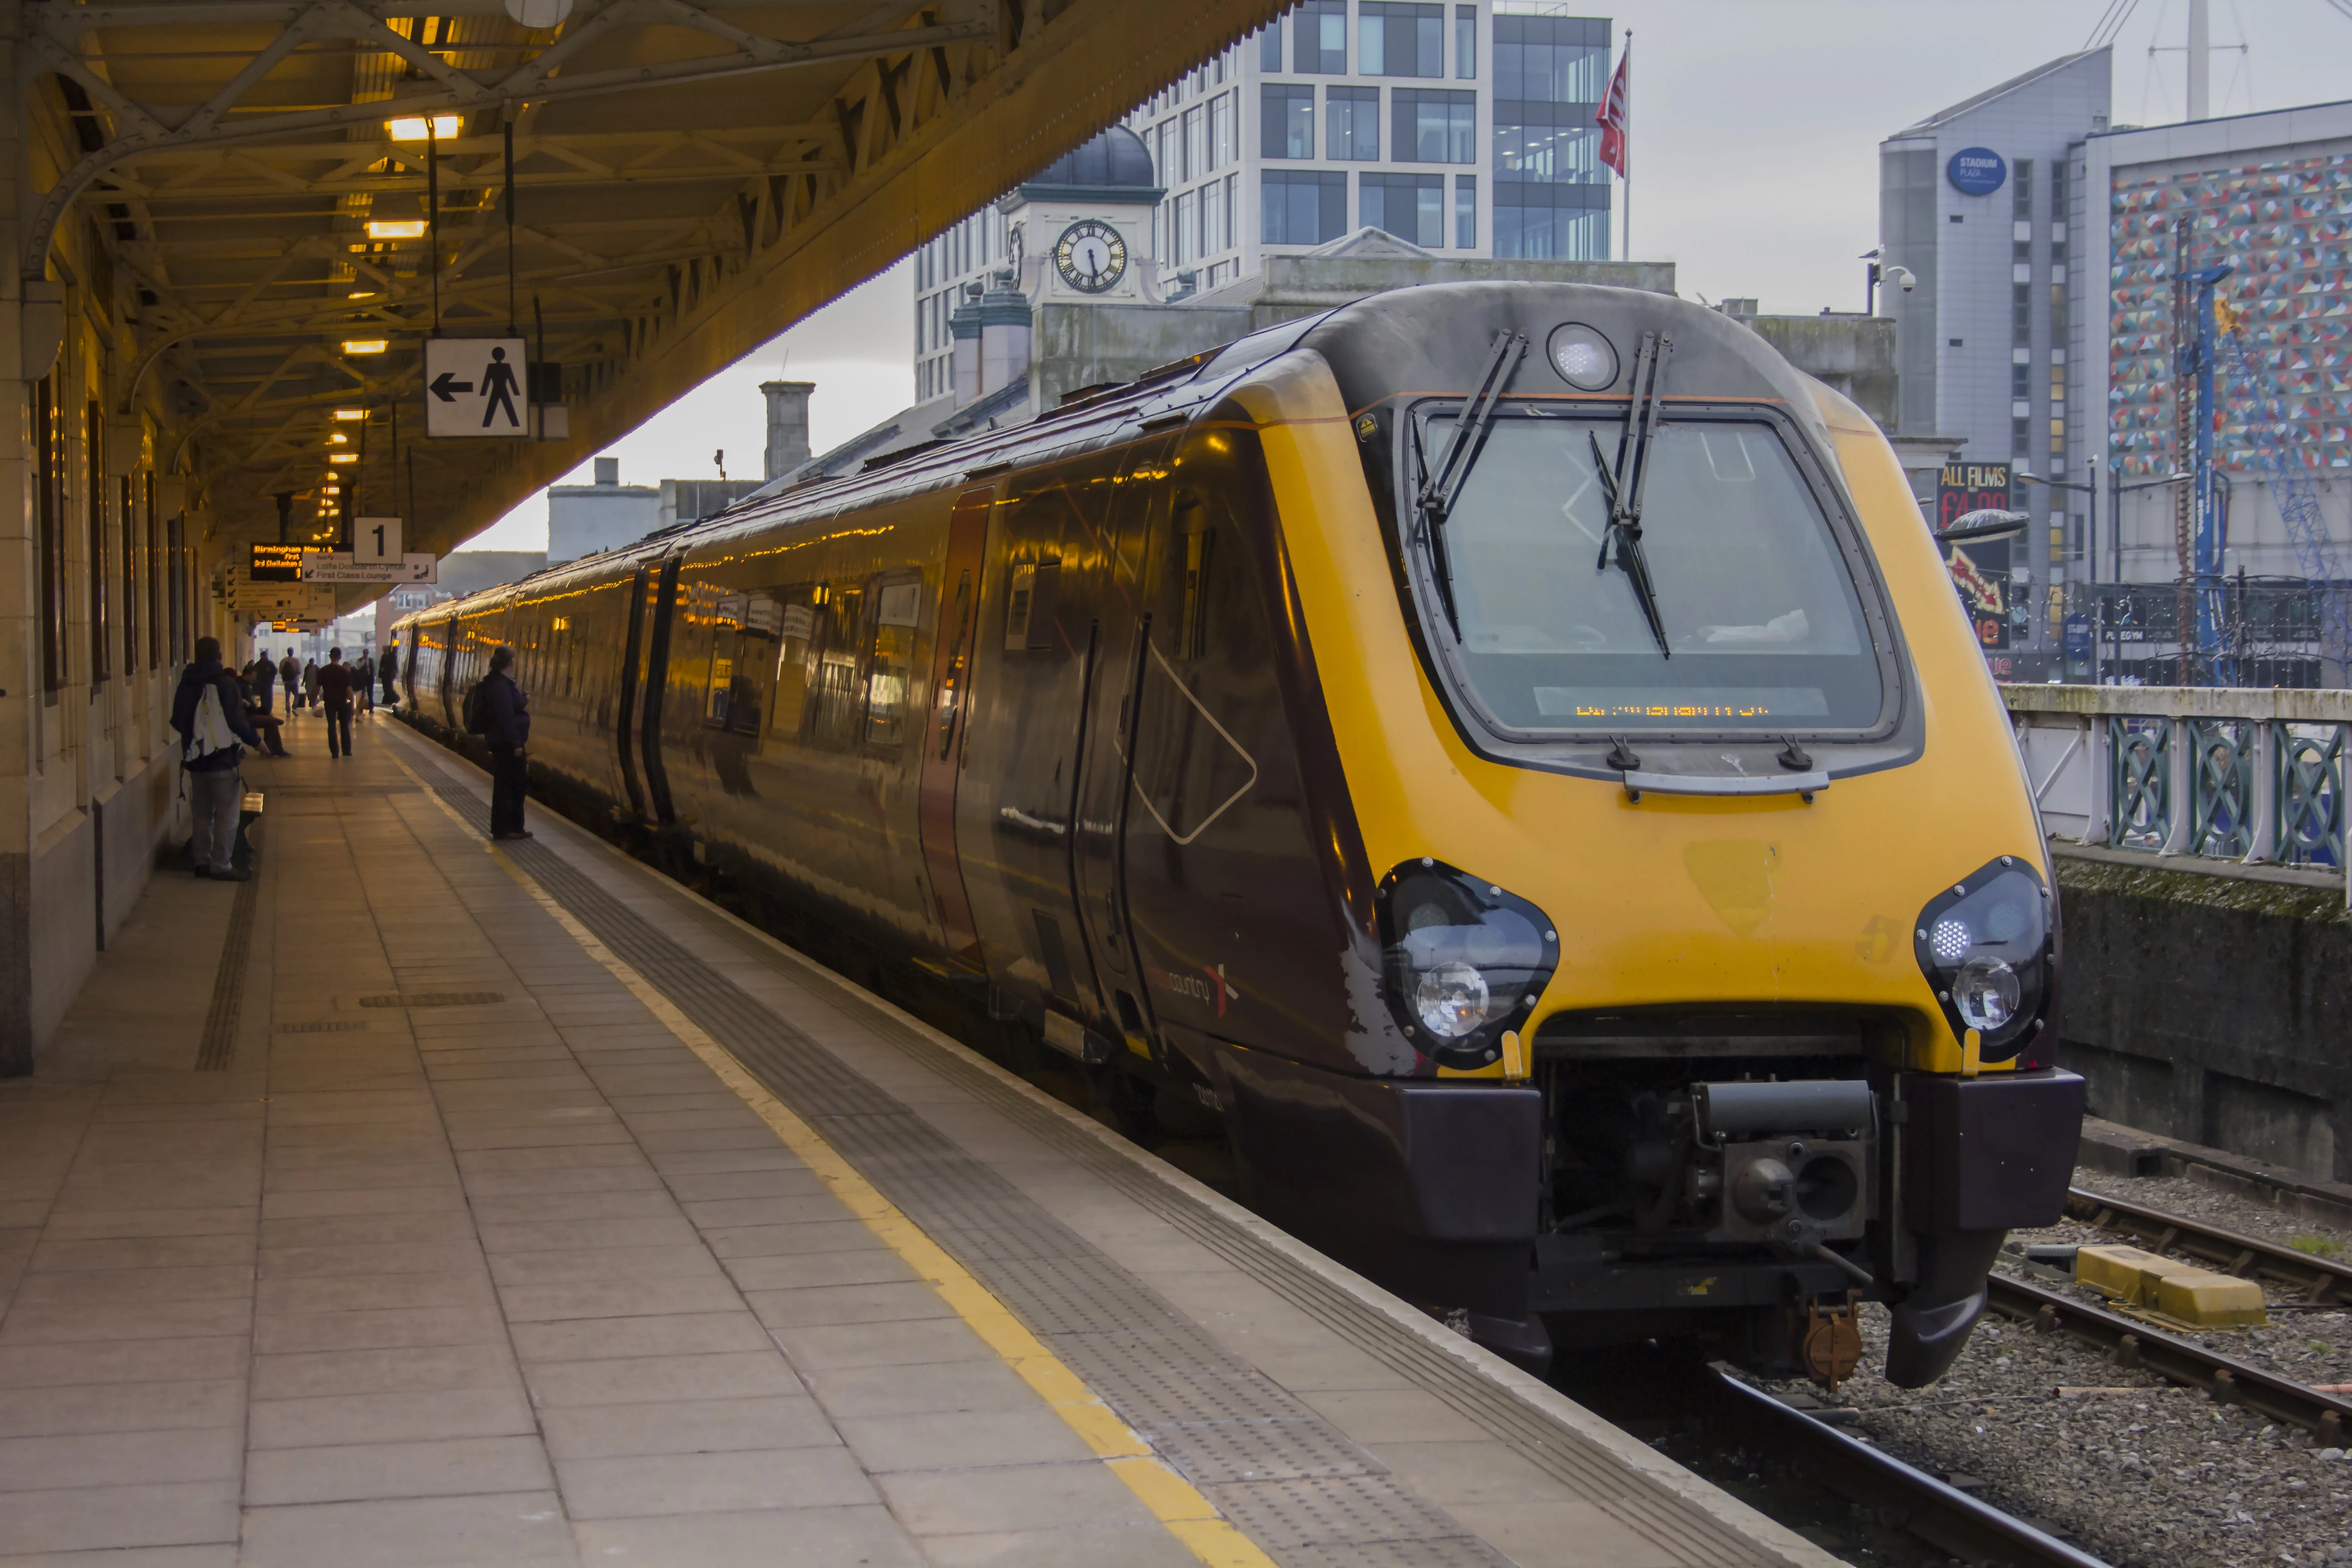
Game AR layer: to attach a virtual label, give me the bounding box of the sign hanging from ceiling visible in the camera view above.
[423,338,529,438]
[249,542,314,582]
[1946,147,2008,197]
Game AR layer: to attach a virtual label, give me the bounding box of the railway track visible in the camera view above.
[2062,1185,2352,1304]
[1974,1187,2352,1445]
[1703,1370,2113,1568]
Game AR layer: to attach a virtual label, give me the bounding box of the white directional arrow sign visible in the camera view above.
[424,338,528,438]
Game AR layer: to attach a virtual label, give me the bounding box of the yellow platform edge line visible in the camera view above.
[391,753,1276,1568]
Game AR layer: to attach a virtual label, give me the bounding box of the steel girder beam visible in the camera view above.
[19,0,1284,568]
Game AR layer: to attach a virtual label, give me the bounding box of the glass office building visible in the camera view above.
[913,1,1614,399]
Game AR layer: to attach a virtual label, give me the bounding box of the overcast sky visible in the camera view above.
[464,0,2352,552]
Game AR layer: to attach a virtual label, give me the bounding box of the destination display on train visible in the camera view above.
[1533,688,1833,722]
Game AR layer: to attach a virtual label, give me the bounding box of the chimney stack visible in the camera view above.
[760,380,814,479]
[593,456,618,486]
[977,268,1032,398]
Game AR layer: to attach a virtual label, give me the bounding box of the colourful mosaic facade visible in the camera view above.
[2110,150,2352,477]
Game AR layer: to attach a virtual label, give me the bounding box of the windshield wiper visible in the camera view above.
[1589,330,1673,659]
[1415,331,1527,635]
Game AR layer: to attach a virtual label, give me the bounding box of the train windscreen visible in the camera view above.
[1432,414,1883,733]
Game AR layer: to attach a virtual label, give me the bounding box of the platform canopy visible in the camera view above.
[13,0,1274,564]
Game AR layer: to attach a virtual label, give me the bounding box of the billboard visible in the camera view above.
[1936,461,2013,651]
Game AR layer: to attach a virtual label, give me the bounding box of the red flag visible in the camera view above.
[1596,47,1629,176]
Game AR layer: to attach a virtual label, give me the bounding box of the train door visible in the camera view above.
[639,554,683,824]
[1068,441,1169,1053]
[956,466,1109,1029]
[921,488,992,961]
[613,564,654,818]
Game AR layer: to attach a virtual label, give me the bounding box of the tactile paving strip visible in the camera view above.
[413,764,1788,1568]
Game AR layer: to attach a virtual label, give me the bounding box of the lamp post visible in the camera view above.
[2015,468,2097,681]
[2096,462,2195,683]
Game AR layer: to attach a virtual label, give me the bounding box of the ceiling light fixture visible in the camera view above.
[328,452,358,464]
[365,219,427,240]
[387,115,464,142]
[332,408,367,421]
[341,339,388,355]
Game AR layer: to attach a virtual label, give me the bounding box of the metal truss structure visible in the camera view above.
[12,0,1276,565]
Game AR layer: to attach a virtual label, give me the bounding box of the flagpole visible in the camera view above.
[1622,29,1632,260]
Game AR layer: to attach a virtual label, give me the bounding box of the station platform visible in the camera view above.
[0,708,1838,1568]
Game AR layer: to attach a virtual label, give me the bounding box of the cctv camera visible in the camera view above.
[1889,265,1917,293]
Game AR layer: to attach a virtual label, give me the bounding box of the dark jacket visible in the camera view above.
[171,660,262,773]
[319,661,353,704]
[480,670,530,749]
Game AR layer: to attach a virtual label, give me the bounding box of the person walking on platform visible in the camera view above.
[278,650,300,712]
[477,645,532,840]
[301,657,320,713]
[247,653,276,715]
[353,649,375,713]
[172,637,261,882]
[319,647,355,758]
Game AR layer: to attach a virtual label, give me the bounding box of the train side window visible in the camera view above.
[1173,499,1215,660]
[1004,559,1063,653]
[808,584,866,749]
[864,574,923,750]
[704,591,784,736]
[764,585,823,741]
[1004,564,1035,649]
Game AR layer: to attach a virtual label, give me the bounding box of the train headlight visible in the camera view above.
[1546,322,1619,391]
[1912,858,2050,1061]
[1415,962,1490,1038]
[1379,861,1559,1067]
[1953,957,2020,1033]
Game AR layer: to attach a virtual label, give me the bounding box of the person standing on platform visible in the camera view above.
[382,640,401,708]
[278,650,300,712]
[319,647,355,758]
[478,645,532,840]
[353,649,375,712]
[247,653,276,715]
[301,657,320,713]
[172,637,261,882]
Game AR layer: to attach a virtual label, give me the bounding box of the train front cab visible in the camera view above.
[1188,287,2085,1384]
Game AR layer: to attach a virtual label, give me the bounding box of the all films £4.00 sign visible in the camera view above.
[1937,461,2013,650]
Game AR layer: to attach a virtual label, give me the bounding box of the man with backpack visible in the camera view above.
[171,637,262,881]
[318,646,355,758]
[470,646,532,840]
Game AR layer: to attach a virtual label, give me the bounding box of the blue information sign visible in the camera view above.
[1947,147,2008,197]
[2063,614,2092,658]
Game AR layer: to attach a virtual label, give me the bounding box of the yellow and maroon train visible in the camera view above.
[395,283,2083,1382]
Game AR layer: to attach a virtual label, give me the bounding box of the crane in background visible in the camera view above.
[2216,297,2352,676]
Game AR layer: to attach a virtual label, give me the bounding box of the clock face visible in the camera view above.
[1054,220,1127,294]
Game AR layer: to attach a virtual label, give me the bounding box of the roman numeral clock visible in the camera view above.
[1054,220,1127,294]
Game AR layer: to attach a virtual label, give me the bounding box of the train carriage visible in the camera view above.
[398,283,2084,1384]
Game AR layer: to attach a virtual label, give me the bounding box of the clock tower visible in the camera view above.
[996,126,1166,306]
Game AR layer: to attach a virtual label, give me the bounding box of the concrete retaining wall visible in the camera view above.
[2052,848,2352,1182]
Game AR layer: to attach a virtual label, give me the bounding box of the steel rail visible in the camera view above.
[1985,1271,2351,1443]
[2064,1185,2352,1303]
[1707,1370,2114,1568]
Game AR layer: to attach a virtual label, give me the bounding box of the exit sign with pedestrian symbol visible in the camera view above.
[423,338,528,438]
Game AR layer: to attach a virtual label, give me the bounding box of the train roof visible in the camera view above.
[399,282,1843,627]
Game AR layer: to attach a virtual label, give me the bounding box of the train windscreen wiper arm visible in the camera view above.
[1590,331,1673,659]
[1418,330,1527,524]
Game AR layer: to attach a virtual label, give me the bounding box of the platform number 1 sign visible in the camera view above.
[354,516,402,565]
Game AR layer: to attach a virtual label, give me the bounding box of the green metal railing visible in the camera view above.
[2007,686,2349,903]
